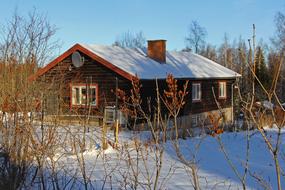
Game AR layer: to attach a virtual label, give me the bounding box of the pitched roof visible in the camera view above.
[30,43,240,81]
[82,44,240,79]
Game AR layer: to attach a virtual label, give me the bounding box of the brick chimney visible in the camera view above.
[147,40,166,63]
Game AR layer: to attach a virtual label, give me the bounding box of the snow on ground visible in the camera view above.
[173,130,284,189]
[38,125,284,189]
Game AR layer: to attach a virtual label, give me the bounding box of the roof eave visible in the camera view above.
[140,75,241,80]
[28,43,135,81]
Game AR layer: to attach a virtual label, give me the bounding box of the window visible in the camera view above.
[71,84,98,107]
[192,83,201,101]
[219,82,226,98]
[104,106,116,124]
[191,114,201,127]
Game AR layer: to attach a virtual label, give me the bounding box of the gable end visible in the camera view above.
[29,44,135,81]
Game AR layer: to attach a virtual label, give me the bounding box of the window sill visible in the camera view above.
[71,105,98,108]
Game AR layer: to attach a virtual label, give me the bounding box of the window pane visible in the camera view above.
[72,87,76,105]
[219,82,226,97]
[192,115,201,126]
[192,84,201,100]
[75,87,80,104]
[198,84,201,99]
[89,87,97,105]
[72,87,81,105]
[191,115,197,126]
[81,87,87,105]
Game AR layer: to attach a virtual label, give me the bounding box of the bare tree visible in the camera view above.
[217,33,235,69]
[237,53,285,190]
[0,8,60,67]
[272,11,285,51]
[161,75,201,190]
[116,76,179,190]
[0,8,60,189]
[113,30,146,49]
[271,11,285,100]
[200,43,218,62]
[185,20,207,54]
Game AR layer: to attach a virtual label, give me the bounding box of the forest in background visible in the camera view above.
[114,11,285,106]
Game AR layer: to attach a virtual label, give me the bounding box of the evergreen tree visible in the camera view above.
[254,46,270,94]
[272,11,285,100]
[268,50,279,83]
[268,50,284,99]
[236,38,248,94]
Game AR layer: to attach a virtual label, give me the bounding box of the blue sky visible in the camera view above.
[0,0,284,51]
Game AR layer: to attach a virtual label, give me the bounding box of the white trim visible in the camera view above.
[192,83,201,101]
[219,82,226,98]
[71,84,97,106]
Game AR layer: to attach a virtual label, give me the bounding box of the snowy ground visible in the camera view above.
[32,125,285,189]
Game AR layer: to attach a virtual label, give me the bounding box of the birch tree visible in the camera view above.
[185,20,207,54]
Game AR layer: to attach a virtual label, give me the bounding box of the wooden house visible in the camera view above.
[29,40,240,126]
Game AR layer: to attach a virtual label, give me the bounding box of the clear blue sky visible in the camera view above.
[0,0,285,52]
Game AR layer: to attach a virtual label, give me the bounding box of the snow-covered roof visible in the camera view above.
[81,44,240,80]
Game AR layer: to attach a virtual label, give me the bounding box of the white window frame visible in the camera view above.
[219,82,227,99]
[192,83,201,101]
[71,84,98,107]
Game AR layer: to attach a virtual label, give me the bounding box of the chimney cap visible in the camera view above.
[147,39,167,42]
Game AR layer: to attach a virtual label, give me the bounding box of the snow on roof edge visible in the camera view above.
[80,43,241,80]
[190,52,241,77]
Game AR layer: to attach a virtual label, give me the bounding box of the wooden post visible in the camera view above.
[102,108,108,150]
[115,119,119,147]
[114,77,119,147]
[102,122,108,150]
